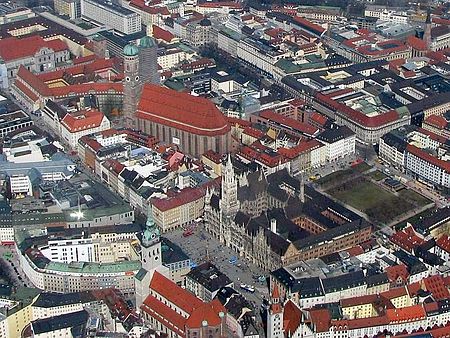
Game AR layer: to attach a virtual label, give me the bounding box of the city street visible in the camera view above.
[164,227,268,330]
[0,245,31,288]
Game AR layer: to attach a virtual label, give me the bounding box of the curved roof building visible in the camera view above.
[136,84,231,156]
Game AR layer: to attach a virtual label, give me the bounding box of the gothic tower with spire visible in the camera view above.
[220,155,239,217]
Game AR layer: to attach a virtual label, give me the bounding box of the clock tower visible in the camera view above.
[141,204,161,271]
[267,284,284,338]
[135,203,168,309]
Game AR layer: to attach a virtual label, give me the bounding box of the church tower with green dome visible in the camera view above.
[138,36,159,85]
[141,203,162,273]
[135,203,168,309]
[122,43,141,129]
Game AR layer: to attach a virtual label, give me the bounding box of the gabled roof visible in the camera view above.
[0,35,68,62]
[185,299,225,328]
[61,110,105,133]
[283,300,302,334]
[152,24,175,42]
[149,271,202,313]
[136,84,230,136]
[406,144,450,173]
[151,187,205,212]
[16,66,52,97]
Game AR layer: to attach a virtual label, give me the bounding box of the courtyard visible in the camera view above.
[323,168,432,225]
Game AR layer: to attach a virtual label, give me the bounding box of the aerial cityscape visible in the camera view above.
[0,0,449,337]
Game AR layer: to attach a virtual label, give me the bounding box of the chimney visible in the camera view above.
[270,218,277,233]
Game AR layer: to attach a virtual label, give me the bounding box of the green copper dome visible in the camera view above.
[139,36,156,48]
[123,43,139,56]
[142,203,160,247]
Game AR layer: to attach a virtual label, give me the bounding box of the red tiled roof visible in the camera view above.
[283,300,301,334]
[151,187,205,212]
[436,234,450,253]
[309,112,328,126]
[226,117,252,128]
[423,275,450,300]
[315,92,400,128]
[344,245,364,257]
[417,127,448,144]
[73,54,97,65]
[103,158,125,175]
[390,226,424,252]
[79,136,102,151]
[141,294,186,336]
[407,281,421,297]
[406,36,428,51]
[389,58,406,70]
[0,35,68,61]
[385,265,409,283]
[61,110,105,133]
[258,110,319,136]
[51,82,123,98]
[149,271,203,314]
[432,17,450,26]
[16,66,52,96]
[381,286,408,300]
[289,99,305,107]
[180,57,215,71]
[424,114,448,129]
[292,16,325,35]
[185,299,225,328]
[100,128,119,137]
[406,144,450,173]
[308,308,331,332]
[278,139,322,159]
[386,305,426,323]
[333,315,389,330]
[341,294,377,308]
[202,150,223,164]
[265,27,286,38]
[243,126,265,139]
[14,81,39,102]
[426,50,448,63]
[136,84,230,136]
[198,1,241,9]
[152,24,175,43]
[130,0,170,14]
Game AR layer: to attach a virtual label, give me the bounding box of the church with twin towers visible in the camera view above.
[120,36,232,157]
[122,36,160,129]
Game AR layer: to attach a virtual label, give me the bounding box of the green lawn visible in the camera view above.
[331,180,394,211]
[316,168,353,186]
[353,162,371,173]
[399,189,431,206]
[329,179,431,225]
[367,170,388,181]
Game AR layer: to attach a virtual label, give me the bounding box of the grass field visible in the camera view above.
[331,180,394,211]
[316,162,371,189]
[367,170,388,181]
[329,178,432,225]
